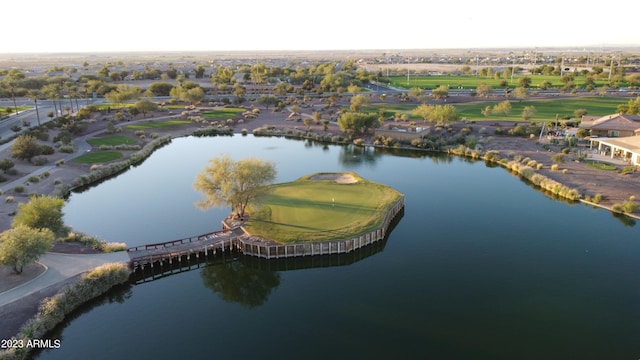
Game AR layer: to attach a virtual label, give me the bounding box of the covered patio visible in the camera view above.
[588,136,640,165]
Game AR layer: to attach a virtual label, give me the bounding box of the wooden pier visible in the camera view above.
[127,228,240,270]
[127,195,404,271]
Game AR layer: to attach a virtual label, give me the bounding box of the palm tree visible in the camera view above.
[42,83,62,119]
[26,90,42,126]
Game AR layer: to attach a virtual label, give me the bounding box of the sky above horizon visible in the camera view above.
[4,0,638,54]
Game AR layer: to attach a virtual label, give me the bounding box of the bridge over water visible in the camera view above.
[127,196,405,271]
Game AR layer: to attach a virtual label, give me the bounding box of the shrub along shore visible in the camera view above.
[448,145,639,219]
[250,127,638,219]
[0,263,130,360]
[1,117,636,359]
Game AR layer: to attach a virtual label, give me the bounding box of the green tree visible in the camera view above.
[134,99,158,117]
[430,104,458,125]
[0,225,54,274]
[518,76,532,88]
[12,195,67,236]
[481,105,492,117]
[194,65,206,79]
[412,104,433,122]
[193,155,277,218]
[573,108,587,119]
[105,85,142,108]
[273,82,289,96]
[521,105,536,121]
[170,86,204,105]
[431,85,449,100]
[337,112,378,135]
[147,82,175,96]
[616,97,640,114]
[492,100,512,119]
[257,94,278,110]
[513,86,529,102]
[250,63,268,84]
[476,83,492,97]
[539,80,552,90]
[11,134,41,162]
[184,86,205,105]
[97,65,110,78]
[347,84,360,95]
[349,94,369,112]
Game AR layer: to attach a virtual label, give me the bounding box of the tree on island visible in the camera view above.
[193,155,276,218]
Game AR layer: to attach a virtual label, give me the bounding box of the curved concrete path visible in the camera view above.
[0,251,129,307]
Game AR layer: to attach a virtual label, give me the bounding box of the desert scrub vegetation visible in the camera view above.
[584,193,603,204]
[191,127,234,137]
[611,199,639,214]
[252,125,349,144]
[503,160,581,200]
[0,263,130,360]
[63,231,126,252]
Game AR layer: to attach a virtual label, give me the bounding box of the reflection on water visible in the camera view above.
[129,210,402,308]
[44,136,640,360]
[200,258,280,308]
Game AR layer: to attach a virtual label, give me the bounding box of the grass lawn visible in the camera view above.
[92,103,131,110]
[201,108,245,120]
[1,106,31,114]
[87,136,138,147]
[364,96,629,122]
[584,160,618,171]
[388,74,613,90]
[73,151,123,163]
[124,120,191,130]
[243,173,402,244]
[455,96,629,122]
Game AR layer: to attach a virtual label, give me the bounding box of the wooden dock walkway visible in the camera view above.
[127,196,405,271]
[127,228,240,269]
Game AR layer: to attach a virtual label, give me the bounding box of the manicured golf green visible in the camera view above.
[73,151,122,163]
[87,136,138,146]
[124,120,191,130]
[201,108,245,120]
[244,173,403,244]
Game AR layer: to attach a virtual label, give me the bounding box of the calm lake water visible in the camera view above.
[37,135,640,359]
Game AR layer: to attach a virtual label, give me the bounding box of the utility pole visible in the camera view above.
[406,58,410,85]
[609,53,615,81]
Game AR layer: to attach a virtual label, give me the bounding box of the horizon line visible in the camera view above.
[1,44,639,56]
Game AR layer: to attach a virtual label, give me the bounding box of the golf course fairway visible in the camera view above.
[243,172,403,244]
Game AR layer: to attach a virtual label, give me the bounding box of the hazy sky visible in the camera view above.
[4,0,637,53]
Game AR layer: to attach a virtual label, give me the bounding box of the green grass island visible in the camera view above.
[241,172,404,245]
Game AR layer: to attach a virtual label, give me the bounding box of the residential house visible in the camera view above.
[590,136,640,165]
[580,113,640,137]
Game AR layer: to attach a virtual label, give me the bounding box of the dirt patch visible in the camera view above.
[310,173,358,184]
[51,241,102,254]
[0,263,46,293]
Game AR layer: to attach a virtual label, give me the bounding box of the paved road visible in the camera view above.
[0,251,129,307]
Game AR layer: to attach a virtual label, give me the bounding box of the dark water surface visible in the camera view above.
[37,135,640,359]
